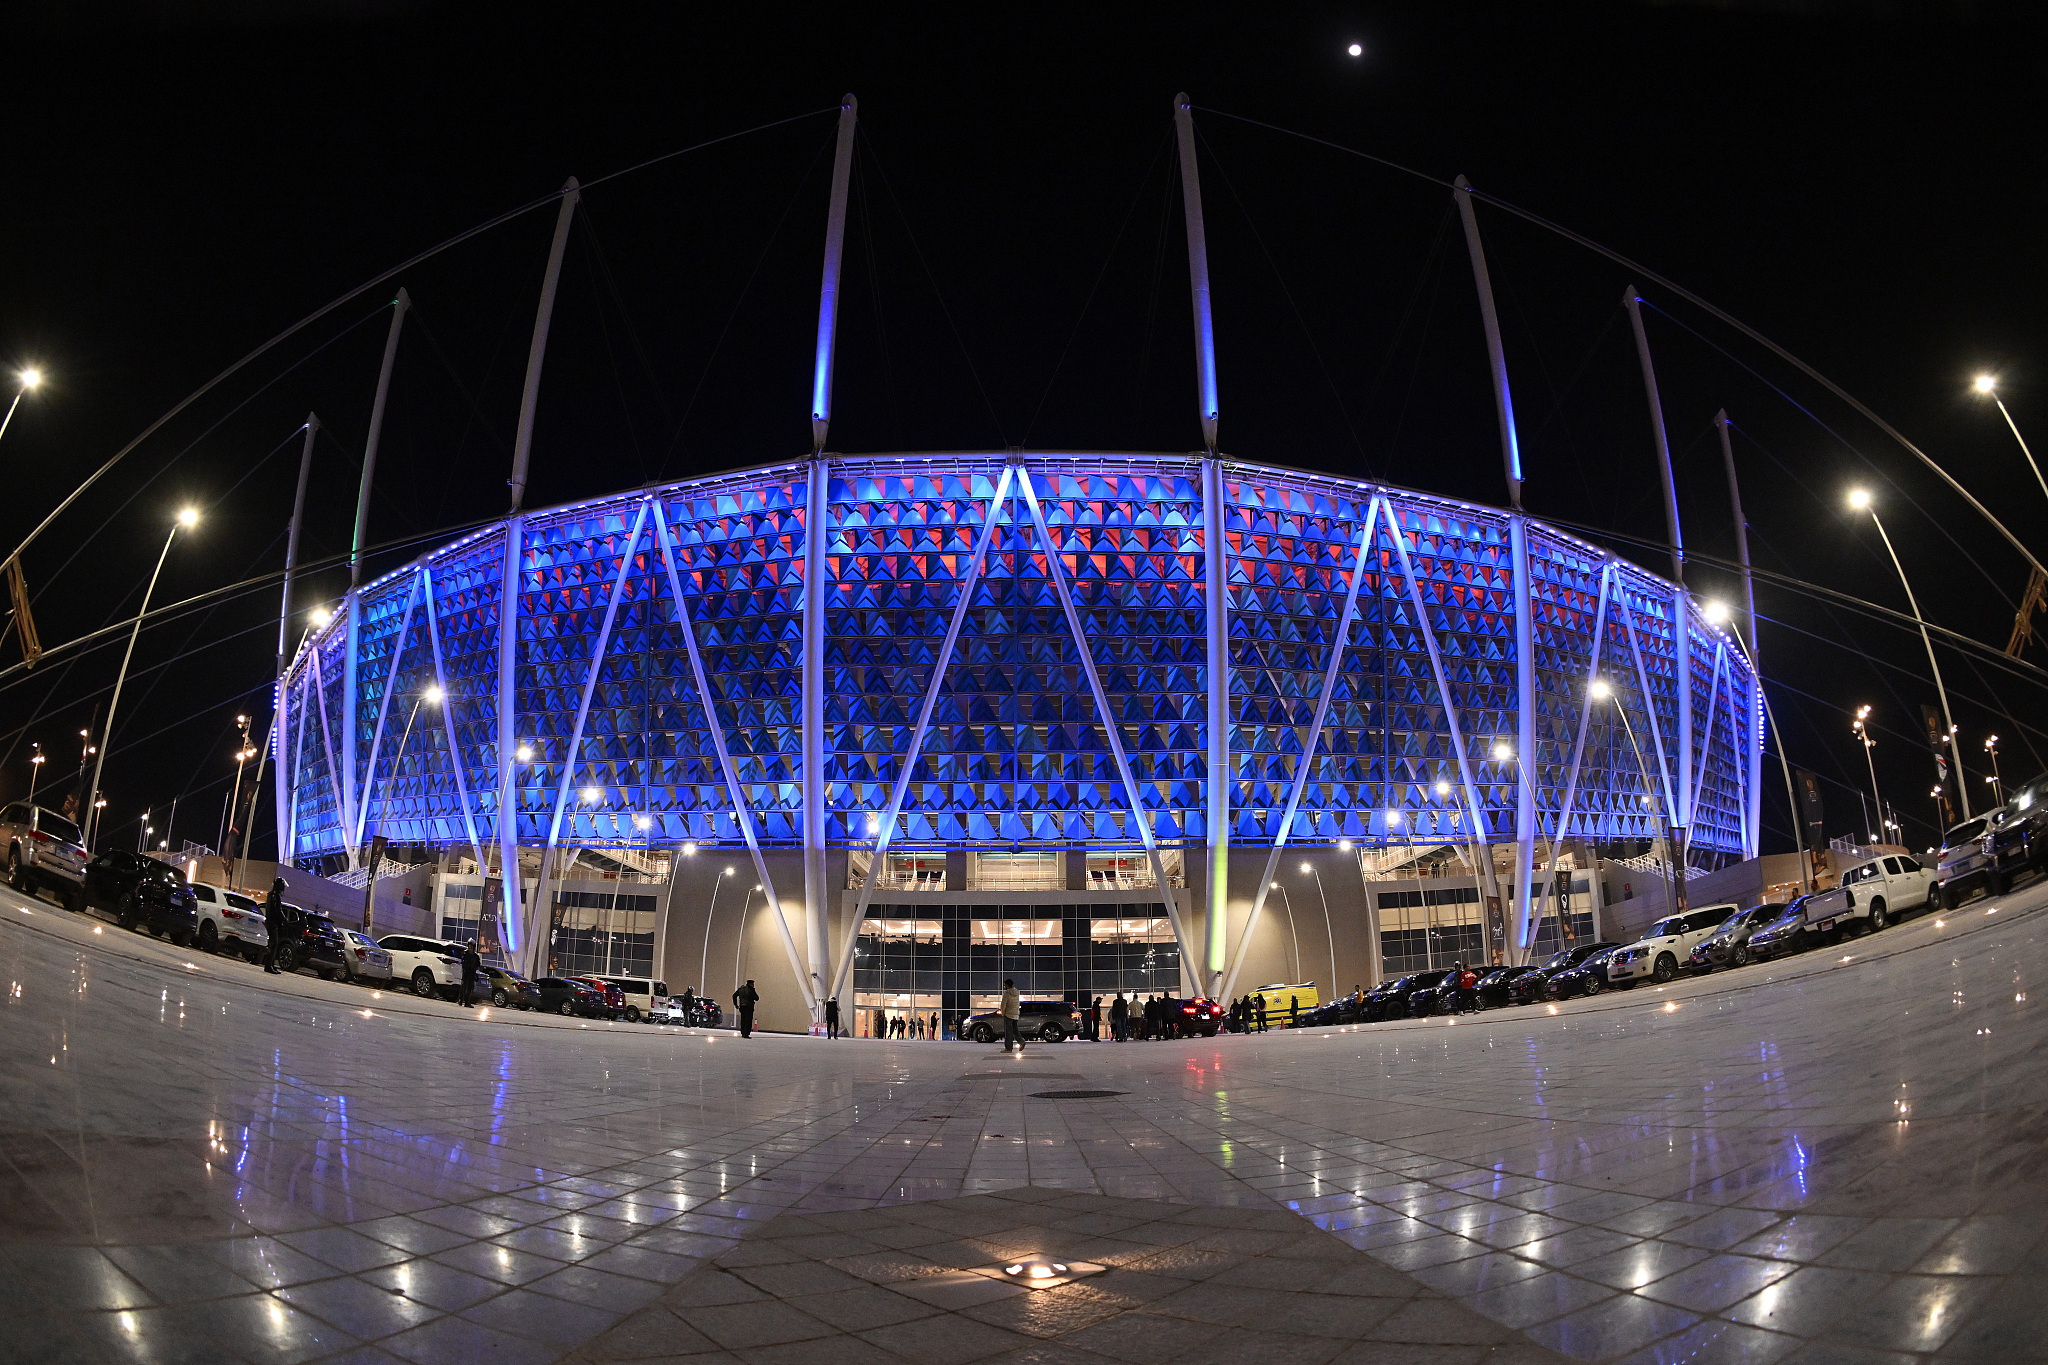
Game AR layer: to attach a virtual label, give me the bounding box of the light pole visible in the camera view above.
[1973,376,2046,506]
[1851,706,1885,842]
[137,810,153,854]
[1848,489,1970,819]
[699,864,736,995]
[26,744,42,805]
[1931,785,1946,843]
[1298,861,1338,997]
[1490,740,1556,962]
[1268,881,1301,983]
[224,714,255,872]
[1985,735,2004,808]
[0,369,41,449]
[733,882,762,994]
[84,507,197,850]
[1588,679,1681,921]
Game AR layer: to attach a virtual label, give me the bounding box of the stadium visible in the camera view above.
[274,100,1762,1035]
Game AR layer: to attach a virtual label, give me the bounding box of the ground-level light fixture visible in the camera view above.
[982,1255,1105,1289]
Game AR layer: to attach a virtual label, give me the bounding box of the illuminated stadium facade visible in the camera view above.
[270,97,1763,1029]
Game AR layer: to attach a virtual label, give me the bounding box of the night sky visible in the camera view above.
[3,0,2043,858]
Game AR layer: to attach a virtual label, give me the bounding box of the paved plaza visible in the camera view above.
[3,875,2046,1365]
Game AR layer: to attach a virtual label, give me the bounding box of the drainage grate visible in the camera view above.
[1030,1089,1127,1099]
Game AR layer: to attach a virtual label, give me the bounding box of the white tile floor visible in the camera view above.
[3,871,2046,1363]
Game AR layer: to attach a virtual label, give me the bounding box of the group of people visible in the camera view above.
[874,1008,938,1040]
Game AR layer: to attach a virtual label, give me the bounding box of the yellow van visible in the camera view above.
[1250,982,1319,1022]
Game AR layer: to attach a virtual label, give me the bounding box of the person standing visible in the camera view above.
[460,940,481,1008]
[1110,992,1128,1041]
[1255,994,1269,1032]
[824,996,840,1040]
[1001,978,1023,1053]
[1289,994,1300,1028]
[733,979,759,1037]
[1089,995,1103,1041]
[929,1011,938,1041]
[261,877,288,974]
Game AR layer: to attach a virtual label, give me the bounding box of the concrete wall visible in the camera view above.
[191,856,436,938]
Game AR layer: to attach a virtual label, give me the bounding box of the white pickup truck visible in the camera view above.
[1803,853,1934,936]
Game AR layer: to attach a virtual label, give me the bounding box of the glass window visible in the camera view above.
[1649,917,1686,938]
[34,809,83,845]
[0,805,24,826]
[1896,855,1922,871]
[970,918,1060,946]
[968,852,1064,890]
[1089,917,1174,943]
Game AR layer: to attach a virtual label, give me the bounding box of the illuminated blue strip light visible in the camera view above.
[284,455,1756,858]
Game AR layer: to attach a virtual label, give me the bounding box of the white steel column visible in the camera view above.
[800,458,831,1019]
[495,517,525,968]
[420,565,484,873]
[1624,286,1695,878]
[827,465,1016,1009]
[341,595,360,868]
[1220,497,1381,1003]
[274,413,317,864]
[1174,94,1220,453]
[810,94,859,453]
[1453,176,1524,509]
[1716,410,1765,855]
[1019,469,1197,971]
[1552,564,1615,850]
[1200,457,1230,995]
[350,290,410,587]
[651,501,796,982]
[1508,515,1539,962]
[506,180,580,512]
[311,648,347,853]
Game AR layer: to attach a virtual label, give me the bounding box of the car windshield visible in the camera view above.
[1648,917,1686,938]
[36,811,84,845]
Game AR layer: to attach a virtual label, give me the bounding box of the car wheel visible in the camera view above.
[6,848,24,891]
[118,894,138,931]
[492,989,508,1007]
[1652,953,1677,983]
[1038,1023,1063,1042]
[624,1006,641,1024]
[197,921,219,953]
[1732,943,1751,967]
[412,969,437,998]
[558,1001,575,1015]
[1868,900,1889,932]
[1585,975,1605,996]
[971,1023,995,1043]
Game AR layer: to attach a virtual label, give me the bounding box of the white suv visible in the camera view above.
[190,883,270,961]
[1607,904,1741,986]
[377,934,466,999]
[0,802,88,909]
[1807,854,1934,935]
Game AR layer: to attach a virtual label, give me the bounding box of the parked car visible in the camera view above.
[189,883,270,962]
[1606,904,1741,986]
[1363,969,1453,1021]
[569,975,628,1019]
[1474,964,1547,1009]
[82,849,198,945]
[592,975,669,1023]
[534,976,610,1017]
[958,999,1081,1043]
[1688,905,1780,971]
[481,965,542,1009]
[1548,945,1621,998]
[1747,897,1816,962]
[1833,853,1935,928]
[1250,982,1321,1019]
[338,930,393,983]
[1293,998,1360,1028]
[1986,772,2048,894]
[1515,943,1620,1003]
[1934,813,2003,909]
[1159,996,1227,1036]
[656,993,723,1026]
[0,802,88,909]
[377,934,467,1000]
[276,910,350,978]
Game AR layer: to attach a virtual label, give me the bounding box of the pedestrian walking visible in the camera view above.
[261,877,289,974]
[733,979,759,1037]
[460,941,480,1007]
[1001,978,1023,1053]
[824,996,840,1039]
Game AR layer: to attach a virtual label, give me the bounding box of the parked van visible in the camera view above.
[593,975,669,1023]
[1250,982,1320,1018]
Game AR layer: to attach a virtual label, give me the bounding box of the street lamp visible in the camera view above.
[1489,739,1559,962]
[734,882,763,992]
[84,507,197,850]
[1298,860,1338,997]
[1267,880,1302,983]
[1971,375,2047,507]
[360,683,443,933]
[1984,735,2004,808]
[1588,678,1681,920]
[1847,489,1970,819]
[1851,707,1885,842]
[0,368,42,449]
[1702,600,1811,891]
[700,864,737,996]
[26,744,42,805]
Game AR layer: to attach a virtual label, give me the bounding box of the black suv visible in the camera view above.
[83,851,198,946]
[272,907,349,977]
[959,999,1080,1043]
[1986,772,2048,895]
